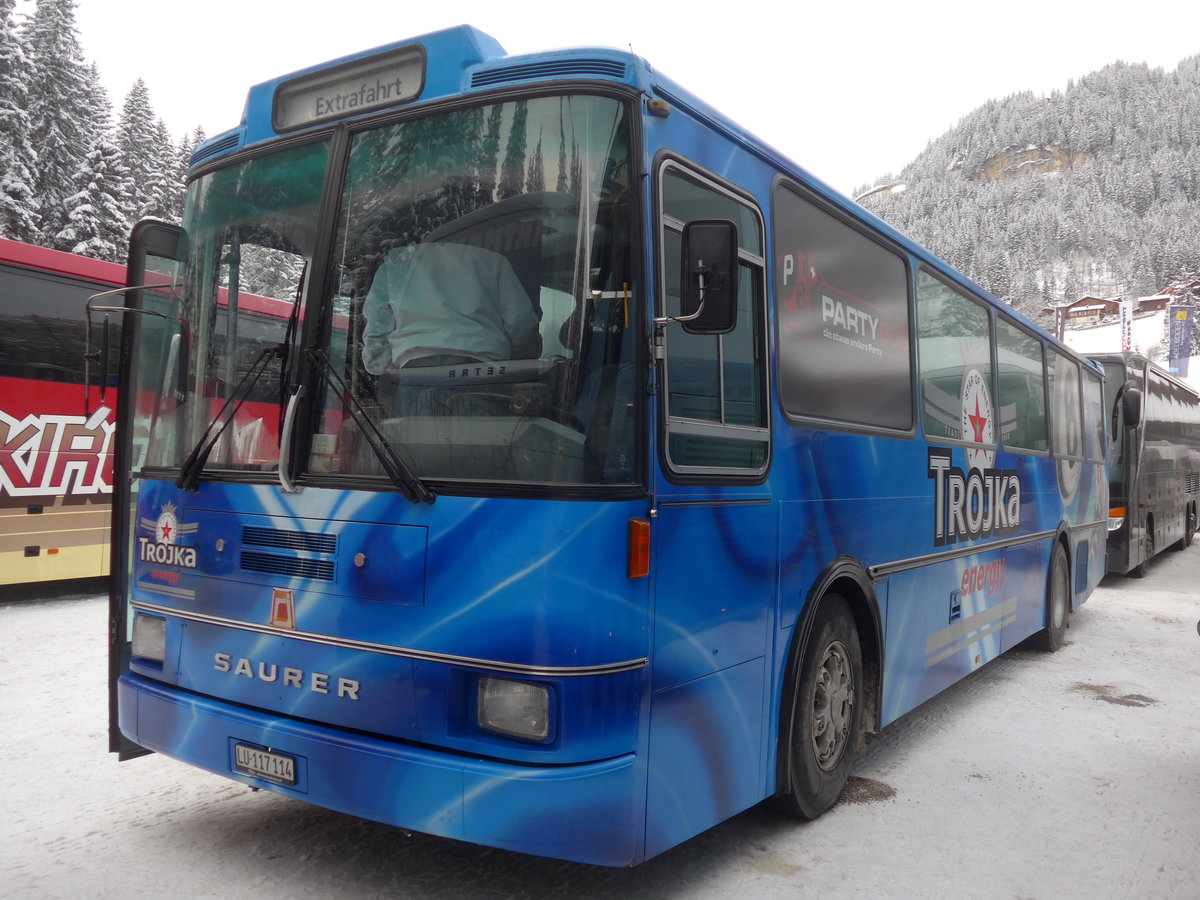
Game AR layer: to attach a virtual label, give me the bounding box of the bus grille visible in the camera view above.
[240,551,336,581]
[471,59,627,87]
[242,526,337,554]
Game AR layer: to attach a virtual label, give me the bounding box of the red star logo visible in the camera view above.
[160,522,173,540]
[967,396,989,443]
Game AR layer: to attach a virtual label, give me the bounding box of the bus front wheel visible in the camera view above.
[780,595,864,820]
[1035,542,1071,651]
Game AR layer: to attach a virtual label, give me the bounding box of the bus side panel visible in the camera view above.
[882,552,1014,726]
[644,501,775,858]
[0,377,114,585]
[644,656,765,860]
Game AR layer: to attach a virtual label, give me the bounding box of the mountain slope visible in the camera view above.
[864,56,1200,325]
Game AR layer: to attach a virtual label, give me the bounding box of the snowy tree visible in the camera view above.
[22,0,106,248]
[0,0,37,241]
[115,79,177,222]
[58,138,130,262]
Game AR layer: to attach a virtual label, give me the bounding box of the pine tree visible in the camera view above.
[58,138,130,262]
[0,0,37,241]
[115,78,170,222]
[134,116,179,222]
[22,0,104,248]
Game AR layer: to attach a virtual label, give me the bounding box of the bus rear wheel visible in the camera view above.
[780,595,863,820]
[1035,542,1070,651]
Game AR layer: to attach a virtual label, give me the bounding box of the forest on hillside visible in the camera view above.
[860,55,1200,326]
[0,0,201,260]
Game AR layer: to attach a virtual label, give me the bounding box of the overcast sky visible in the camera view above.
[18,0,1200,194]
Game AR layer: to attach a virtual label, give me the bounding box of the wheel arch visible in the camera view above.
[775,556,883,799]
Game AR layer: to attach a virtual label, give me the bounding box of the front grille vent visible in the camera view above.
[471,59,627,88]
[243,526,336,554]
[240,551,335,581]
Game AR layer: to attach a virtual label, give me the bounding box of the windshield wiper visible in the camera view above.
[306,349,435,504]
[176,344,282,491]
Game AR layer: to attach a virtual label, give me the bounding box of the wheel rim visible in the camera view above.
[811,639,854,772]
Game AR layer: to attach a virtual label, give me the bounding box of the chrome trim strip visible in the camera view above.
[657,499,771,508]
[130,599,648,677]
[869,530,1059,578]
[135,581,197,601]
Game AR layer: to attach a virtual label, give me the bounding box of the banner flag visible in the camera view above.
[1168,306,1195,377]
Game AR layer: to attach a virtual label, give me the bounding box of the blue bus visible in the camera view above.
[107,26,1107,866]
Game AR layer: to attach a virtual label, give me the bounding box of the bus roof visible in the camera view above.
[0,238,126,286]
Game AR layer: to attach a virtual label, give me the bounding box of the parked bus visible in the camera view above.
[106,27,1108,866]
[0,239,126,586]
[1089,352,1200,576]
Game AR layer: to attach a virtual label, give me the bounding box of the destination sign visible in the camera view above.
[274,45,425,131]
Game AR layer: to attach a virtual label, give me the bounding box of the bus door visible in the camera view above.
[107,221,186,758]
[644,162,774,857]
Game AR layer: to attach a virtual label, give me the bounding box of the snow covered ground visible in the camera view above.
[2,554,1198,899]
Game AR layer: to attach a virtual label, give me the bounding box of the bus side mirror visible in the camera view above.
[1118,382,1142,431]
[680,220,738,335]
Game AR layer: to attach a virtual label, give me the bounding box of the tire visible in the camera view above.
[779,595,864,820]
[1130,522,1153,578]
[1035,542,1071,651]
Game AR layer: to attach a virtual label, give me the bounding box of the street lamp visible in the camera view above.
[854,181,907,203]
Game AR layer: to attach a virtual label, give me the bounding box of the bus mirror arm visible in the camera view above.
[83,288,188,418]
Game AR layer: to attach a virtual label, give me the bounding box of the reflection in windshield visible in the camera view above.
[322,95,638,486]
[136,96,639,491]
[141,141,330,475]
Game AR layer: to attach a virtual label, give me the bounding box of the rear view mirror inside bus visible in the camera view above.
[680,219,738,334]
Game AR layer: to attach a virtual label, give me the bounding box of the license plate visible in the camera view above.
[234,743,296,786]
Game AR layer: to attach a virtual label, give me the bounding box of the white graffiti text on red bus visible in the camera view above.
[0,408,114,498]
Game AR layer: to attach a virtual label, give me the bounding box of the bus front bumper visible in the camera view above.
[118,673,642,866]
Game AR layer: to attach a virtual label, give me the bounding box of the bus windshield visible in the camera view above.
[145,94,638,488]
[322,94,637,487]
[143,139,330,474]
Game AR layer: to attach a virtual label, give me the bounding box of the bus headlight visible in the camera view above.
[132,613,166,664]
[1108,506,1127,532]
[477,677,550,741]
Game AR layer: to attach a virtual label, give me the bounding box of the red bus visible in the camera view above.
[0,239,127,586]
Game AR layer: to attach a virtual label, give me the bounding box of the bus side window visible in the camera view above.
[659,165,768,475]
[917,271,993,447]
[772,183,912,432]
[996,316,1048,453]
